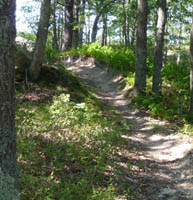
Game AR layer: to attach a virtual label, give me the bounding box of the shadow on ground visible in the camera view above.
[63,57,193,200]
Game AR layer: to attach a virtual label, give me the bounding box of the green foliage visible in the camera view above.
[133,58,190,122]
[45,42,61,62]
[0,169,20,200]
[16,65,132,199]
[17,32,36,42]
[15,45,32,77]
[63,43,136,73]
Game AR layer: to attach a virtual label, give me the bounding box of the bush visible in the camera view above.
[45,42,61,62]
[63,43,136,73]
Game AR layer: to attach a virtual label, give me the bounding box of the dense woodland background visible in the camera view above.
[17,0,193,116]
[1,0,193,199]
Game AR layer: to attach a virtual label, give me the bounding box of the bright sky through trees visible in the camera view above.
[16,0,28,31]
[16,0,40,32]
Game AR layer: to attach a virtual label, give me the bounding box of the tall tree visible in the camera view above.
[91,0,116,43]
[79,0,86,45]
[29,0,51,81]
[134,0,148,96]
[101,13,108,46]
[63,0,74,50]
[123,0,130,47]
[152,0,167,96]
[52,0,59,50]
[72,0,81,48]
[0,0,19,196]
[190,10,193,113]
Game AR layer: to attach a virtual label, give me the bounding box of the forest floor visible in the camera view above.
[63,56,193,200]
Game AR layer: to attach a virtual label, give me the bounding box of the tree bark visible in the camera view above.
[152,0,167,96]
[0,0,18,190]
[134,0,148,96]
[86,16,91,43]
[72,0,80,48]
[91,13,101,43]
[63,0,74,50]
[190,11,193,113]
[29,0,51,81]
[79,0,86,45]
[58,8,65,50]
[101,13,107,46]
[123,0,130,47]
[52,0,59,50]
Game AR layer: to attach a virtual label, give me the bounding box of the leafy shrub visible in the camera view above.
[63,43,136,73]
[17,32,36,42]
[45,42,60,62]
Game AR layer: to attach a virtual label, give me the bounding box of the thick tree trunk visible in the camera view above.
[63,0,74,50]
[152,0,166,96]
[134,0,148,96]
[29,0,51,81]
[0,0,18,193]
[190,11,193,113]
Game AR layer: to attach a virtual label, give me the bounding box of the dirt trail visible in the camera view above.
[63,57,193,200]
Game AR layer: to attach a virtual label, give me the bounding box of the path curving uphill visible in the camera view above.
[63,56,193,200]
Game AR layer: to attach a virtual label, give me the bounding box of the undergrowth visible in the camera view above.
[133,62,190,124]
[63,43,136,74]
[16,64,133,199]
[63,43,193,132]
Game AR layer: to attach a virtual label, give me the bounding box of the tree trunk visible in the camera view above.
[79,0,86,45]
[72,0,80,48]
[29,0,51,81]
[177,23,182,65]
[152,0,167,96]
[63,0,74,50]
[134,0,148,96]
[190,11,193,113]
[59,8,65,50]
[130,21,137,50]
[52,0,59,50]
[91,0,116,43]
[0,0,19,194]
[101,13,107,46]
[123,0,130,47]
[91,14,101,43]
[163,23,168,66]
[86,16,91,43]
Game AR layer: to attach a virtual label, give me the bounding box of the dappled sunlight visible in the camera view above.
[64,57,193,199]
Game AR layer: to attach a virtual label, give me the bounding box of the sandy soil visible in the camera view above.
[63,56,193,200]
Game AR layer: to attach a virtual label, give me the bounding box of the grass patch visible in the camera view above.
[16,64,133,199]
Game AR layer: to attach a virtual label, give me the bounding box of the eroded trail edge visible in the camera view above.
[63,57,193,200]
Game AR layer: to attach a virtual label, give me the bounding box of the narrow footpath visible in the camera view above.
[63,56,193,200]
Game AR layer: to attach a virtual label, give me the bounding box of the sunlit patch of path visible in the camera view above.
[63,56,193,200]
